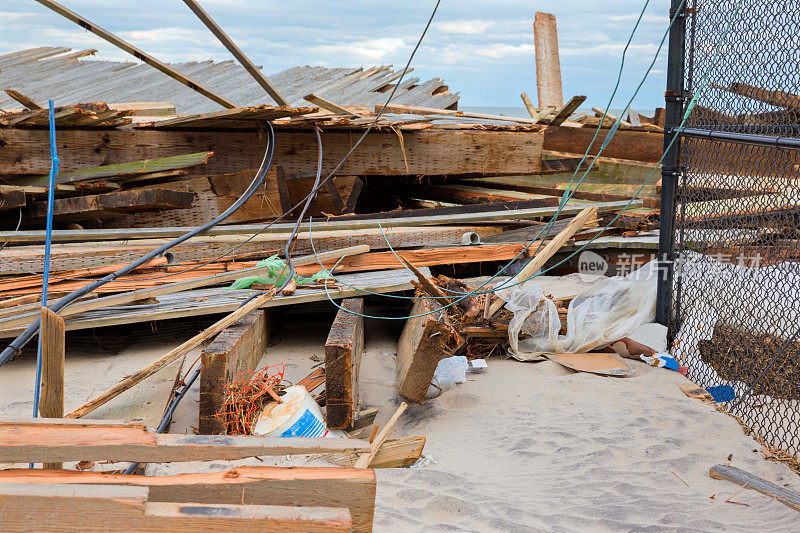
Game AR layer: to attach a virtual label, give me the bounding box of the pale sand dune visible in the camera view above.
[1,313,799,531]
[355,321,800,532]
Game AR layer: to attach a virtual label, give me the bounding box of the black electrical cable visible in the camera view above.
[0,122,276,368]
[278,124,324,292]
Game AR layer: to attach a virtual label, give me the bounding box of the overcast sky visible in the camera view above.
[2,1,671,110]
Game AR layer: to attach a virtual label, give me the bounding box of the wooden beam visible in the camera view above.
[32,0,236,109]
[543,124,664,163]
[304,93,363,117]
[727,82,800,111]
[396,298,452,404]
[548,95,587,127]
[13,152,214,187]
[534,12,563,108]
[295,242,535,276]
[200,308,271,434]
[39,308,65,470]
[325,298,365,429]
[710,464,800,512]
[65,290,277,419]
[0,186,26,211]
[30,188,195,219]
[0,127,544,177]
[0,201,634,243]
[0,419,369,463]
[0,466,376,532]
[0,483,352,532]
[4,88,43,110]
[181,0,288,106]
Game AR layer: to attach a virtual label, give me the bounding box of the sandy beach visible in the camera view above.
[1,308,798,531]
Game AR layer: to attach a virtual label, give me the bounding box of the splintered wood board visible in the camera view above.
[0,268,428,337]
[545,352,634,377]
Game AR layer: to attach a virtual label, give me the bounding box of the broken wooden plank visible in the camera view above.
[0,186,26,210]
[397,298,452,404]
[325,298,365,429]
[0,269,427,338]
[0,200,635,243]
[374,103,542,125]
[327,436,425,469]
[0,465,376,532]
[200,308,272,434]
[13,152,213,187]
[4,88,43,110]
[520,92,538,118]
[181,0,288,106]
[0,127,545,178]
[488,205,599,316]
[0,419,370,463]
[0,483,352,532]
[33,0,236,109]
[726,82,800,111]
[305,93,363,117]
[548,95,588,127]
[534,12,563,108]
[710,464,800,512]
[29,188,196,219]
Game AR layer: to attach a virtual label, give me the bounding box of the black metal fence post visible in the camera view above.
[655,0,687,327]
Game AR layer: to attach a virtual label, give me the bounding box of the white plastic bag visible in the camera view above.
[426,356,468,399]
[500,261,659,360]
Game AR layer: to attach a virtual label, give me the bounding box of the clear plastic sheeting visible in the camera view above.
[500,262,659,361]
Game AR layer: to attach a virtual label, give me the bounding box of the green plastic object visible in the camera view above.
[228,255,329,290]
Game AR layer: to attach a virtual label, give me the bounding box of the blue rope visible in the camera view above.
[32,100,59,422]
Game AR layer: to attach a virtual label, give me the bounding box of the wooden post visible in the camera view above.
[396,298,452,404]
[39,308,65,469]
[325,298,365,429]
[199,309,272,434]
[534,12,564,109]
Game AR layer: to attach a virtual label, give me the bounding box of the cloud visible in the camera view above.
[436,20,492,35]
[0,1,673,108]
[312,38,407,62]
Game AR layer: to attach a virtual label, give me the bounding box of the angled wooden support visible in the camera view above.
[199,308,272,434]
[4,89,43,110]
[0,483,352,532]
[33,0,236,109]
[548,95,587,127]
[66,290,277,419]
[181,0,288,106]
[488,205,599,317]
[0,465,375,532]
[325,298,365,429]
[520,92,537,118]
[304,93,363,117]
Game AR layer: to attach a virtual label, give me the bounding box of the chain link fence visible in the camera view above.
[670,0,800,457]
